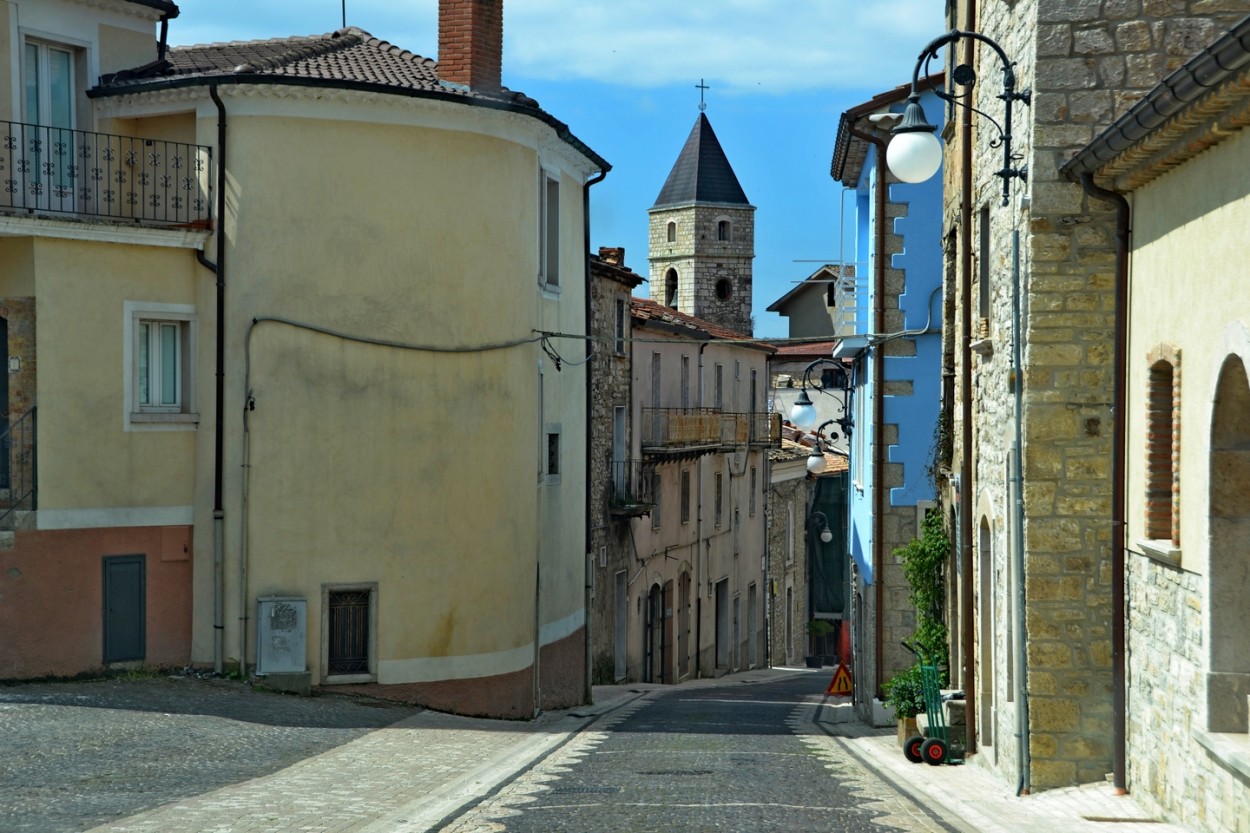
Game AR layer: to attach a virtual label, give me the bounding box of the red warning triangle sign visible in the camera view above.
[826,663,853,697]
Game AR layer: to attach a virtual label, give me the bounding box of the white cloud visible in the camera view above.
[503,0,946,93]
[172,1,946,94]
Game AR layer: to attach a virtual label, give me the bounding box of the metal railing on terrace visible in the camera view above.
[608,459,654,510]
[1,121,212,226]
[641,408,781,452]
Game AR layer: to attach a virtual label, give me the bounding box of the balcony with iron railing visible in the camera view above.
[1,121,212,227]
[641,408,781,455]
[608,459,654,518]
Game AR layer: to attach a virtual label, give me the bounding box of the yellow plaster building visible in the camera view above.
[0,0,607,718]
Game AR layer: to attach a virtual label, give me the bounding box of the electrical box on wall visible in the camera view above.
[256,596,307,674]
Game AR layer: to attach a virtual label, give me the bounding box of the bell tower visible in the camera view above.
[648,111,755,335]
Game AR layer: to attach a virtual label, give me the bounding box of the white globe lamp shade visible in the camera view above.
[887,95,943,184]
[887,130,943,183]
[807,451,826,474]
[790,391,817,430]
[820,527,834,544]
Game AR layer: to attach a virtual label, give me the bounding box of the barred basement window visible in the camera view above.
[327,589,370,675]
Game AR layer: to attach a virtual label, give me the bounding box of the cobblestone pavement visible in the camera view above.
[0,674,421,833]
[439,673,963,833]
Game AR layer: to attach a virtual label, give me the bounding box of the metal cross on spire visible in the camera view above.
[696,79,709,112]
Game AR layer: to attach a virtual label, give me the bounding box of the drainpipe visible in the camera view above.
[958,0,978,756]
[194,84,228,675]
[157,14,171,63]
[1011,226,1031,794]
[850,125,887,701]
[696,340,710,676]
[1079,172,1129,795]
[583,170,607,704]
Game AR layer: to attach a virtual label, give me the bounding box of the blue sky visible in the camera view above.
[169,1,946,338]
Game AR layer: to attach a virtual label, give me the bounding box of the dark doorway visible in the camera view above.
[102,555,145,663]
[327,589,370,675]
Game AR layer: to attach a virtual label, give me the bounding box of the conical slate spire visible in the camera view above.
[651,113,750,208]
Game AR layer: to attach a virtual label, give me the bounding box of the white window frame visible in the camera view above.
[124,301,197,430]
[22,35,79,129]
[540,169,561,291]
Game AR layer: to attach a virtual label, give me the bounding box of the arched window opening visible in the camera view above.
[665,269,679,307]
[1207,356,1250,734]
[715,278,733,300]
[1146,358,1178,542]
[666,221,676,243]
[717,219,731,242]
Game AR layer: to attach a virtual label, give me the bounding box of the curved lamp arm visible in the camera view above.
[888,28,1031,205]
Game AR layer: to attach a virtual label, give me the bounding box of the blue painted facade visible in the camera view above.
[831,83,945,717]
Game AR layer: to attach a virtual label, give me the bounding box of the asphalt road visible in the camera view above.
[440,672,963,833]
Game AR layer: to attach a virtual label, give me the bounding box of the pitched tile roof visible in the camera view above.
[91,27,608,170]
[126,0,179,15]
[768,340,842,358]
[104,28,451,92]
[631,297,775,353]
[652,113,750,209]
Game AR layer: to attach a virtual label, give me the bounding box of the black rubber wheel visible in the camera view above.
[904,734,925,763]
[922,737,948,765]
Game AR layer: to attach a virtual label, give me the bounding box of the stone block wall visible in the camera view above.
[588,262,640,683]
[766,472,808,666]
[946,0,1248,791]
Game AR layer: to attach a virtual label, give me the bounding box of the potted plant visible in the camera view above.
[805,619,834,668]
[882,663,926,747]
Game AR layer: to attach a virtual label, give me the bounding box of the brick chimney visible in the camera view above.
[438,0,503,92]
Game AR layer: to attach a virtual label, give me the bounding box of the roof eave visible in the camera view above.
[89,73,610,172]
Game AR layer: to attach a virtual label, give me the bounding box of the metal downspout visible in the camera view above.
[1079,172,1129,794]
[583,170,607,704]
[850,125,887,700]
[198,84,227,675]
[696,341,709,676]
[1011,227,1031,794]
[958,0,978,756]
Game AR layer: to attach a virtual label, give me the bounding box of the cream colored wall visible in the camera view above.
[32,237,200,510]
[1126,127,1250,579]
[203,103,592,681]
[97,22,155,76]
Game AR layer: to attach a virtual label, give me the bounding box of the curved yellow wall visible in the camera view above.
[196,99,592,685]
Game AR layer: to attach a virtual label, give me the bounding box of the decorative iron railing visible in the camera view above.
[0,121,212,226]
[0,406,36,527]
[609,459,654,508]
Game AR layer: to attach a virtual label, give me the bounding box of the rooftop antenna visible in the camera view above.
[696,79,709,112]
[342,0,346,28]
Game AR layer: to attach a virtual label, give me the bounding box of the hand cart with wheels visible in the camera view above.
[900,641,964,766]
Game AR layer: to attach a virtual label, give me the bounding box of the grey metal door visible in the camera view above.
[102,555,145,663]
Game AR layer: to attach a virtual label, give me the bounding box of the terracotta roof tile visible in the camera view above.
[631,298,775,352]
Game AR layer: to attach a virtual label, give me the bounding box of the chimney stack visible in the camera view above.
[438,0,503,92]
[599,247,625,267]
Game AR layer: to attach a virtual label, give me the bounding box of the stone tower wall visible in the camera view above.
[648,203,756,336]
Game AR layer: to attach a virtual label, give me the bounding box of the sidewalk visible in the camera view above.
[812,691,1191,833]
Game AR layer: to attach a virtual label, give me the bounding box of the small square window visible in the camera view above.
[547,432,560,477]
[126,302,197,428]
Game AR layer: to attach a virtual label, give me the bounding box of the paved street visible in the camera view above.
[0,668,1186,833]
[441,672,959,833]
